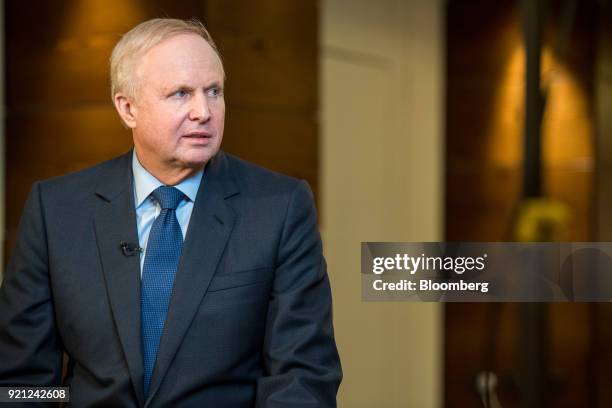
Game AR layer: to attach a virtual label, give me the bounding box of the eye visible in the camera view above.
[207,87,222,97]
[172,89,189,98]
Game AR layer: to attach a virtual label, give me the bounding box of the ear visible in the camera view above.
[113,93,138,128]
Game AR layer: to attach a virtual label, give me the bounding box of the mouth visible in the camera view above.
[182,131,212,139]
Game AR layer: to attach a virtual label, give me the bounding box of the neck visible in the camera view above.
[151,168,199,186]
[134,151,202,186]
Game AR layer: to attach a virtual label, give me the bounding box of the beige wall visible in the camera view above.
[320,0,444,406]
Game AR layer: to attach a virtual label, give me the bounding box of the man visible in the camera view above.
[0,18,341,407]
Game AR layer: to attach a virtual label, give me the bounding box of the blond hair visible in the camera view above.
[110,18,222,100]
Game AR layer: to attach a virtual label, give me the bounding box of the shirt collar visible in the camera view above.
[132,149,203,208]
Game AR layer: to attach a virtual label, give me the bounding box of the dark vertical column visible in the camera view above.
[522,0,544,198]
[520,1,547,407]
[519,303,547,408]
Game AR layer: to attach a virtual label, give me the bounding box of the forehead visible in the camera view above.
[135,33,224,86]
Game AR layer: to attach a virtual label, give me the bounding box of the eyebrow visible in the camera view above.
[166,84,194,93]
[165,82,223,93]
[204,82,223,90]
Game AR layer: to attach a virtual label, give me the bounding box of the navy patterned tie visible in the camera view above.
[141,186,185,396]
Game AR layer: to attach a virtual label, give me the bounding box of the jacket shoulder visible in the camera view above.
[223,153,304,196]
[36,152,130,199]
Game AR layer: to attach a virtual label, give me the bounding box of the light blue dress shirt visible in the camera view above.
[132,150,203,276]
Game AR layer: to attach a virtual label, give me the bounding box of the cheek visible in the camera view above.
[213,105,226,131]
[135,115,182,149]
[138,101,186,130]
[215,111,225,127]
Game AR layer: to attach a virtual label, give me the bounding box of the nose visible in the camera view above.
[188,92,211,123]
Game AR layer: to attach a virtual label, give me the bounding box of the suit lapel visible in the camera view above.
[92,152,146,407]
[145,152,239,405]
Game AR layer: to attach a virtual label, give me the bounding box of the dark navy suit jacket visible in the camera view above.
[0,151,341,407]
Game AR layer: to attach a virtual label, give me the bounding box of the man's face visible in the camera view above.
[128,33,225,178]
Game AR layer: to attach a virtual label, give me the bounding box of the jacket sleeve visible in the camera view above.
[256,180,342,408]
[0,182,62,388]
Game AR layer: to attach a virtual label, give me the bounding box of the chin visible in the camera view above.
[181,150,218,168]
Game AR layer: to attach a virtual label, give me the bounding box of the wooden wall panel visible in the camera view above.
[223,108,317,184]
[6,1,206,107]
[205,0,319,200]
[445,0,598,406]
[206,1,317,111]
[446,0,523,243]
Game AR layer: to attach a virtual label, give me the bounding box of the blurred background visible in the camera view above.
[2,0,612,406]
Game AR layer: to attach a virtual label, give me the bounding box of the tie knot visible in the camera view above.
[152,186,185,210]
